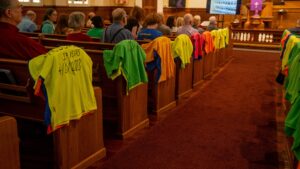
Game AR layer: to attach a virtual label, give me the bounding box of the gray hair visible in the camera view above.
[0,0,11,17]
[112,8,126,22]
[183,13,193,26]
[209,16,217,24]
[26,10,36,20]
[68,11,85,30]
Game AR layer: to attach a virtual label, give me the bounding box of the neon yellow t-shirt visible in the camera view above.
[29,46,97,131]
[171,34,193,68]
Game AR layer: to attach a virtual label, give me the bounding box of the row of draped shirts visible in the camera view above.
[279,29,300,160]
[27,28,230,134]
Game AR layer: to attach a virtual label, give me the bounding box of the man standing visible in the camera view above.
[17,10,37,33]
[0,0,46,60]
[102,8,133,43]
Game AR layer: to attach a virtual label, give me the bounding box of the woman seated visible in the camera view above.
[41,8,57,34]
[87,16,104,39]
[54,15,71,35]
[66,12,92,42]
[137,13,162,40]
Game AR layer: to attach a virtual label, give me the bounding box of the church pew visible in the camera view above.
[0,116,20,169]
[146,65,176,116]
[0,58,106,169]
[174,58,194,101]
[192,56,204,88]
[41,38,115,50]
[203,52,214,79]
[83,49,149,139]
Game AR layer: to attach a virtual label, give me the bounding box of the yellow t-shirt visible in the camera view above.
[29,45,97,131]
[171,34,193,68]
[282,36,300,70]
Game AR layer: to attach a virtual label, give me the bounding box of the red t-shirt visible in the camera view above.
[66,33,93,42]
[0,22,47,60]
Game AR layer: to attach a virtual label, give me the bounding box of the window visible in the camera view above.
[68,0,88,5]
[19,0,41,5]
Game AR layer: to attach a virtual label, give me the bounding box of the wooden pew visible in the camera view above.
[192,57,204,88]
[0,116,20,169]
[203,52,214,79]
[146,65,176,116]
[41,38,114,50]
[42,34,101,42]
[0,58,106,169]
[174,58,194,101]
[83,49,149,139]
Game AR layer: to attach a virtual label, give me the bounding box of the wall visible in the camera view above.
[163,0,207,8]
[272,1,300,28]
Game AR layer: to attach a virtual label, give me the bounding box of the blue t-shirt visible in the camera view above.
[17,17,37,33]
[137,28,162,40]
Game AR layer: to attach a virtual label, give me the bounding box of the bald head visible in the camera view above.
[183,13,193,26]
[26,10,36,21]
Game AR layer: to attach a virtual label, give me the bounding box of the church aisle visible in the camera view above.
[93,49,282,169]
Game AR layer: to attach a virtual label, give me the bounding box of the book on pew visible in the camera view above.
[0,69,16,84]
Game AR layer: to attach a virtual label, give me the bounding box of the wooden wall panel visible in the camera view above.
[273,1,300,29]
[23,6,132,25]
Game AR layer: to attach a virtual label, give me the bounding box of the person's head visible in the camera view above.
[209,16,217,25]
[112,8,127,25]
[176,16,184,27]
[68,11,85,31]
[0,0,23,25]
[143,13,160,28]
[183,13,193,26]
[193,15,201,27]
[87,12,95,19]
[130,6,144,23]
[43,8,57,22]
[91,16,104,28]
[166,15,176,28]
[25,10,36,21]
[56,14,69,28]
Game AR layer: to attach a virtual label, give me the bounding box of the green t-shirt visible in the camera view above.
[29,46,97,131]
[285,97,300,159]
[87,28,104,39]
[103,40,148,93]
[284,44,300,104]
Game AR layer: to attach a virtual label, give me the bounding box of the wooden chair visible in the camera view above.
[0,116,20,169]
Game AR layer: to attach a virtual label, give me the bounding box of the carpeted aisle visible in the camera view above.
[98,49,280,169]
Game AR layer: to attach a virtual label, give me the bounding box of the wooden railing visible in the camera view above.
[231,29,284,49]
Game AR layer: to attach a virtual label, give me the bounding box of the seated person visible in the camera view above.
[87,16,104,39]
[193,15,204,33]
[0,0,46,60]
[66,12,92,42]
[207,16,218,31]
[177,13,198,36]
[124,6,145,39]
[166,16,177,33]
[54,14,71,35]
[41,8,57,34]
[17,10,37,33]
[288,19,300,35]
[157,13,171,36]
[102,8,133,43]
[137,13,162,40]
[86,12,95,28]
